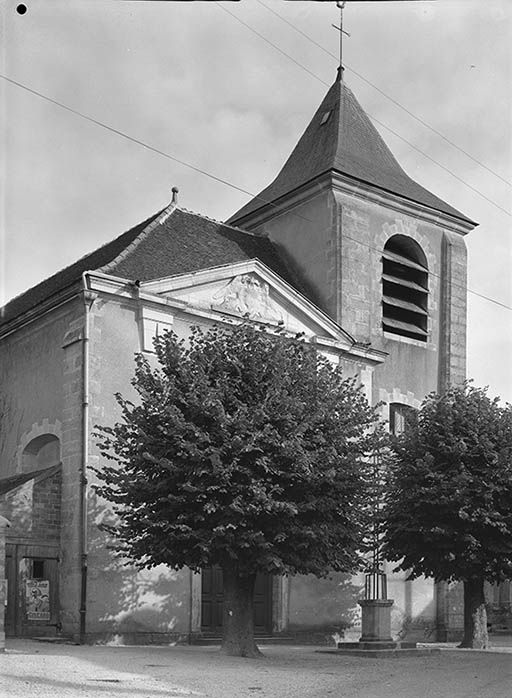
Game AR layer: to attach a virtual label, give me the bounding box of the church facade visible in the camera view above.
[3,69,502,644]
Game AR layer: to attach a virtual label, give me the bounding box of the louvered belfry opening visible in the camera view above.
[382,235,428,342]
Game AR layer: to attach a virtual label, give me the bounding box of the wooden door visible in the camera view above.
[253,571,273,632]
[200,566,224,633]
[201,566,272,634]
[4,544,60,637]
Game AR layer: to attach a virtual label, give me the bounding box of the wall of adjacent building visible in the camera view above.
[0,304,75,477]
[0,297,85,637]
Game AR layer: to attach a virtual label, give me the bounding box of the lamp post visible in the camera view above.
[357,452,394,644]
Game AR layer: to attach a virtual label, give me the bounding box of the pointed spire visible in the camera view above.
[229,75,473,226]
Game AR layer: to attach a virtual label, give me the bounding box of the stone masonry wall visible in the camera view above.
[0,470,61,542]
[32,472,62,541]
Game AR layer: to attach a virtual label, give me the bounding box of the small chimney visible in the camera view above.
[171,186,179,205]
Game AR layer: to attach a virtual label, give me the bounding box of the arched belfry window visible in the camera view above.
[382,235,428,342]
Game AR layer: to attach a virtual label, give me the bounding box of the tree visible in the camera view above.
[382,383,512,649]
[94,322,380,656]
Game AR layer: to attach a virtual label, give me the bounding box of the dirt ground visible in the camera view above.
[1,639,512,698]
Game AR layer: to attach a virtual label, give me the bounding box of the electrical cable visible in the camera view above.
[216,2,511,217]
[1,72,510,312]
[0,74,257,201]
[255,0,511,189]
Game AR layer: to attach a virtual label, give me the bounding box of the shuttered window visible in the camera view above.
[382,235,428,342]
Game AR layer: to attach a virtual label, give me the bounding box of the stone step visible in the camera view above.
[337,641,418,651]
[321,646,441,658]
[31,636,75,644]
[191,635,296,646]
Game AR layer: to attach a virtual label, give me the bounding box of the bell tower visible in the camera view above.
[228,71,476,402]
[228,69,477,642]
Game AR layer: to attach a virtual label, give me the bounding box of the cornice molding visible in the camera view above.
[0,284,82,341]
[233,171,477,236]
[87,268,386,366]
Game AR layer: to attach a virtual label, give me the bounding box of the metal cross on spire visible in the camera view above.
[332,1,350,79]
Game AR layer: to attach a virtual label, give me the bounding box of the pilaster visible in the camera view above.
[60,315,86,638]
[439,231,467,390]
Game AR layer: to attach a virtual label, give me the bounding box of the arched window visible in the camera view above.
[382,235,428,342]
[21,434,61,473]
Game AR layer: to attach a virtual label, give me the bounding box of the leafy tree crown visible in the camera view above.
[382,383,512,583]
[94,323,380,577]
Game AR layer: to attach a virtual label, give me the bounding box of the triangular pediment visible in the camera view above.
[141,260,355,348]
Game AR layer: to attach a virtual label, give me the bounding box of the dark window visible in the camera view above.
[382,235,428,342]
[389,403,416,435]
[32,559,45,579]
[320,110,332,125]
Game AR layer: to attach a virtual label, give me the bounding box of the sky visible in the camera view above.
[1,0,511,402]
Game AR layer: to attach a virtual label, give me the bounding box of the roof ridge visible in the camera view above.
[333,79,344,173]
[176,206,264,239]
[338,80,404,173]
[99,203,177,275]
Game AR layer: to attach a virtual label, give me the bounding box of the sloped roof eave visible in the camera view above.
[229,76,476,229]
[1,207,307,333]
[0,463,62,496]
[230,166,477,229]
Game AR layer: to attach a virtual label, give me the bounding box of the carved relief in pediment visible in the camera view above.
[211,274,283,323]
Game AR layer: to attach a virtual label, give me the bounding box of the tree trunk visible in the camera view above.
[221,566,262,657]
[459,577,489,649]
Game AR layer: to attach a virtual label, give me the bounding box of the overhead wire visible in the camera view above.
[0,74,257,201]
[255,0,511,189]
[0,72,510,312]
[216,2,511,218]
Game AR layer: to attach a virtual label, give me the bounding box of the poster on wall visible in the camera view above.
[26,579,50,621]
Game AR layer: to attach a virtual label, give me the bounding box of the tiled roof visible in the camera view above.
[0,208,299,328]
[107,208,296,286]
[0,210,163,328]
[229,74,476,226]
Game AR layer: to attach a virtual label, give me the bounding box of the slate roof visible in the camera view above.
[0,207,298,328]
[229,73,475,226]
[107,208,296,285]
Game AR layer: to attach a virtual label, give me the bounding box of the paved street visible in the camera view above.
[1,640,512,698]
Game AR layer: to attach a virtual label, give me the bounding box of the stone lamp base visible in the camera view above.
[330,597,435,655]
[359,598,394,642]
